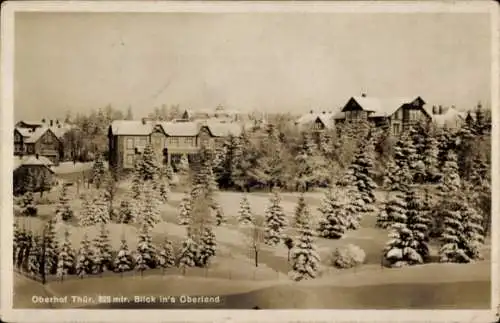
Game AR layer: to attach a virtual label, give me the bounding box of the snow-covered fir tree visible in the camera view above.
[75,233,95,278]
[79,192,97,226]
[131,157,143,200]
[289,218,320,281]
[135,223,157,275]
[197,227,217,267]
[294,193,310,229]
[264,190,287,246]
[55,184,74,222]
[114,238,133,276]
[317,187,348,239]
[140,143,160,181]
[390,131,417,191]
[177,191,192,225]
[91,154,106,189]
[28,235,42,277]
[383,186,432,267]
[422,132,441,182]
[43,218,59,275]
[439,189,484,263]
[56,229,75,280]
[238,194,253,225]
[342,186,365,230]
[93,223,114,274]
[93,190,111,224]
[117,197,134,224]
[438,150,461,195]
[376,189,406,230]
[178,237,199,272]
[157,238,176,272]
[138,181,161,230]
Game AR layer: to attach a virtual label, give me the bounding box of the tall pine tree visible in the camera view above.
[264,190,287,246]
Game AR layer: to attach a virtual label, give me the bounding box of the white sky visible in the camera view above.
[14,12,492,120]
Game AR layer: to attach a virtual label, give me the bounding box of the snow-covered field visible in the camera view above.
[14,184,491,309]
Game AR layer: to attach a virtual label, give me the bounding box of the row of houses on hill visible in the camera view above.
[295,95,472,134]
[14,119,74,165]
[108,118,242,170]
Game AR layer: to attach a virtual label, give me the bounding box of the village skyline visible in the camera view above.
[14,12,491,121]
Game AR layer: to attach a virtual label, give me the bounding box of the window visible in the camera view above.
[27,145,34,154]
[392,123,401,135]
[409,109,421,121]
[14,133,20,142]
[44,133,53,144]
[126,138,134,149]
[136,137,147,147]
[170,137,179,146]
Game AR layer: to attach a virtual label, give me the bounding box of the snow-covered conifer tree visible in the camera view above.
[135,223,157,275]
[178,237,198,273]
[91,154,106,189]
[75,233,95,278]
[93,223,114,274]
[197,227,216,267]
[294,193,310,229]
[157,238,175,272]
[289,218,320,281]
[28,235,42,277]
[238,194,253,225]
[56,229,75,281]
[43,218,59,275]
[114,238,133,276]
[138,182,161,230]
[117,198,134,224]
[264,190,287,246]
[178,191,192,225]
[438,150,461,195]
[131,157,143,200]
[317,187,348,239]
[55,184,74,222]
[140,143,160,181]
[93,190,110,224]
[422,133,440,182]
[79,192,97,226]
[21,191,37,216]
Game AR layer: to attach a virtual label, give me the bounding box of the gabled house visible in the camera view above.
[108,118,242,170]
[14,126,62,164]
[334,95,431,135]
[13,154,55,195]
[428,105,466,130]
[295,110,335,132]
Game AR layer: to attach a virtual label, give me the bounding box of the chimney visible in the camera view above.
[310,110,313,114]
[35,154,39,160]
[141,118,147,125]
[438,105,443,115]
[56,119,60,125]
[41,118,46,123]
[50,119,53,127]
[322,111,326,114]
[361,93,367,97]
[432,106,438,114]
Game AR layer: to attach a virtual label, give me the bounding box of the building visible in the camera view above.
[295,110,336,132]
[108,119,242,170]
[181,105,242,123]
[13,154,55,195]
[14,126,62,164]
[428,105,467,130]
[14,119,75,164]
[334,95,431,135]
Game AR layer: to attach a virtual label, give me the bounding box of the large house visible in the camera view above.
[14,119,74,164]
[13,154,55,195]
[334,95,431,135]
[108,119,242,170]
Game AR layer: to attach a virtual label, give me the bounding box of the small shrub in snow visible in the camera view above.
[330,244,366,269]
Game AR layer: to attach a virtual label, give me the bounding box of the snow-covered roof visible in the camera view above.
[24,127,57,144]
[110,119,241,137]
[342,96,425,118]
[14,155,54,171]
[296,111,335,129]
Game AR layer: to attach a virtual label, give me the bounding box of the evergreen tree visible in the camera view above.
[178,191,192,225]
[438,150,461,195]
[135,224,157,275]
[178,237,198,272]
[140,143,160,181]
[197,227,217,267]
[55,184,74,222]
[91,154,106,188]
[289,219,320,281]
[157,238,175,272]
[138,182,161,230]
[79,192,97,226]
[93,223,114,274]
[342,186,365,230]
[131,157,143,200]
[56,229,75,280]
[377,189,406,230]
[94,190,111,224]
[238,194,253,225]
[405,187,431,263]
[264,190,287,246]
[294,193,310,229]
[317,187,348,239]
[422,133,440,182]
[462,204,484,260]
[114,238,133,276]
[28,235,42,277]
[43,218,59,275]
[390,131,417,191]
[117,198,134,224]
[75,233,95,278]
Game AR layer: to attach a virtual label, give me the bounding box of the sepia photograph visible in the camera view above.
[1,1,498,322]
